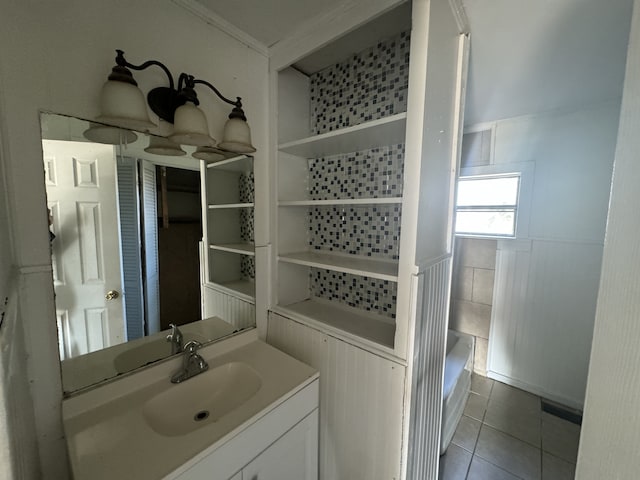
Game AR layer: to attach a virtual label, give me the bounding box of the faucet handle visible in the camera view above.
[167,323,183,341]
[184,340,202,353]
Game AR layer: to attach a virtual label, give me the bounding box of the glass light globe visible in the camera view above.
[169,102,216,147]
[96,80,156,132]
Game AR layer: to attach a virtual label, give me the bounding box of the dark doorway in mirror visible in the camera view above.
[156,166,202,330]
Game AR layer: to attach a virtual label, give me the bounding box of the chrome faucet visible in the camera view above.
[171,341,209,383]
[166,323,184,354]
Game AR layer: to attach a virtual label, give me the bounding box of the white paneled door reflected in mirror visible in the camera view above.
[40,113,256,394]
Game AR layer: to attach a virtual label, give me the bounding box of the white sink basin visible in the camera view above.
[113,333,208,374]
[142,362,262,436]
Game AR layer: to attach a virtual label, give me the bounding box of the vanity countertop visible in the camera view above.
[62,331,318,480]
[61,316,237,393]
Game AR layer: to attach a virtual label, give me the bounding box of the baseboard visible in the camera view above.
[486,370,583,411]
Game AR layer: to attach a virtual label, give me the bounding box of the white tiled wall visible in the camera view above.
[449,237,497,375]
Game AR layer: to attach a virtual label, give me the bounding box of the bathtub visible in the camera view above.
[440,330,474,454]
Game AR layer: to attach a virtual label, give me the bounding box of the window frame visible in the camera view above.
[454,173,521,238]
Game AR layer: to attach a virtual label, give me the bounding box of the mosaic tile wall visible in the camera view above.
[239,172,255,280]
[308,144,405,200]
[306,31,410,318]
[310,269,397,319]
[310,30,410,134]
[309,205,401,260]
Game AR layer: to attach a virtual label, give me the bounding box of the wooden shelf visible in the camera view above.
[205,279,255,302]
[278,251,398,282]
[209,243,255,256]
[208,203,254,209]
[278,113,407,158]
[274,298,395,349]
[206,155,253,173]
[278,197,403,207]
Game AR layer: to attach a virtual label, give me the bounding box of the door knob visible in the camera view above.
[105,290,120,300]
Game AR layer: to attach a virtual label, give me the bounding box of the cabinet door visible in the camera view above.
[242,410,318,480]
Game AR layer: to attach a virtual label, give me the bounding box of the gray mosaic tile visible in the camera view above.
[241,256,255,280]
[308,205,401,260]
[308,144,405,200]
[239,171,255,279]
[310,31,411,134]
[310,269,397,319]
[306,31,410,309]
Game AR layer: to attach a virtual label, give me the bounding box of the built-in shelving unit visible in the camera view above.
[268,3,467,477]
[275,30,410,351]
[201,154,255,302]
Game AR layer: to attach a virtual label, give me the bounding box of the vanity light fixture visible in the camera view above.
[192,146,226,162]
[144,135,186,157]
[83,123,138,145]
[97,50,256,154]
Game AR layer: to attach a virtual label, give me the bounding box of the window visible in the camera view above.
[455,174,520,237]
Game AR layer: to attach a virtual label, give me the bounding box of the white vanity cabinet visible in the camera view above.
[168,377,319,480]
[237,410,318,480]
[177,410,318,480]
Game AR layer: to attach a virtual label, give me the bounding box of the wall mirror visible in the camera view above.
[40,112,256,394]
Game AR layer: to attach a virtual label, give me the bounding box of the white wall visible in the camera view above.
[0,1,268,477]
[485,101,621,408]
[576,0,640,476]
[0,99,40,479]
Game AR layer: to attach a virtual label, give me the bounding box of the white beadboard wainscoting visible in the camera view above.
[406,257,453,480]
[202,284,256,332]
[488,239,604,408]
[267,312,406,480]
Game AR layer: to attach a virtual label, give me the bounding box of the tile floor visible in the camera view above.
[439,375,580,480]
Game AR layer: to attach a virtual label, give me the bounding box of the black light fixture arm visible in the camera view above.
[192,79,239,108]
[114,50,175,90]
[188,77,247,121]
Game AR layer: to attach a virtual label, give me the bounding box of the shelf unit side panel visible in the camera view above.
[207,169,242,205]
[277,207,310,255]
[278,67,311,144]
[209,249,244,284]
[208,209,245,245]
[278,262,311,306]
[278,152,311,202]
[414,11,462,264]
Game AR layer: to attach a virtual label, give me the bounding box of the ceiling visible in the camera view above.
[189,0,634,124]
[193,0,348,47]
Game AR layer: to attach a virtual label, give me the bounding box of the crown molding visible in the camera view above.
[171,0,269,57]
